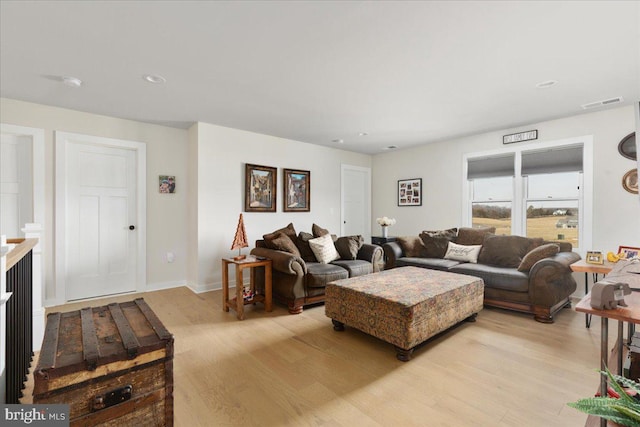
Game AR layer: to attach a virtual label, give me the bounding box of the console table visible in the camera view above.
[570,260,614,328]
[576,290,640,427]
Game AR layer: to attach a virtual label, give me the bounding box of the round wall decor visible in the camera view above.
[622,168,638,194]
[618,132,636,160]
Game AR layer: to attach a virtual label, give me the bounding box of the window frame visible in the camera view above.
[462,136,593,255]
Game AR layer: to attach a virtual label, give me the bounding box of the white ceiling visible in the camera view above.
[1,1,639,154]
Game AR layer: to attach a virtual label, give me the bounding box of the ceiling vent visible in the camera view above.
[581,96,624,110]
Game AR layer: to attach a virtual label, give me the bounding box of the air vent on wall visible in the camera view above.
[581,96,624,110]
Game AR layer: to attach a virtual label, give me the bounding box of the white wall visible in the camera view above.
[372,105,640,287]
[0,98,189,305]
[188,122,372,292]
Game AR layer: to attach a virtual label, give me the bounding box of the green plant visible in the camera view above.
[568,367,640,427]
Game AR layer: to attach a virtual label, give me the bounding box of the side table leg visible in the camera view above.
[222,260,229,312]
[265,263,272,312]
[600,316,608,427]
[236,265,244,320]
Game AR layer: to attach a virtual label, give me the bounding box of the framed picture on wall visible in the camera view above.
[245,164,277,212]
[283,168,310,212]
[398,178,422,206]
[159,175,175,193]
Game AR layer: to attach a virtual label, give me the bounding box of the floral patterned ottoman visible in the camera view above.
[325,266,484,361]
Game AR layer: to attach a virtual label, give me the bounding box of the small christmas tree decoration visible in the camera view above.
[231,213,249,260]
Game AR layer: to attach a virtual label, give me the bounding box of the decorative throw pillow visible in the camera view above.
[396,236,428,257]
[419,228,458,258]
[477,234,536,268]
[455,226,496,246]
[309,234,340,264]
[263,223,297,242]
[334,235,364,260]
[444,242,482,263]
[312,223,330,238]
[295,231,317,262]
[263,232,301,256]
[543,240,573,253]
[517,244,560,272]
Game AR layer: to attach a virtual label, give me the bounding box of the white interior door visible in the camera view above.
[0,134,33,238]
[63,139,138,300]
[341,164,371,239]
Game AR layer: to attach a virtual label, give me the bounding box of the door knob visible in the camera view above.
[129,225,135,230]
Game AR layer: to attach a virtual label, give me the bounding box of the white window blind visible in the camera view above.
[521,145,583,175]
[467,153,515,179]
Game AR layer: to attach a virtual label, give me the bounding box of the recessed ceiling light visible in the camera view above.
[535,80,557,89]
[386,145,397,150]
[332,139,344,144]
[143,74,166,84]
[62,76,82,88]
[358,132,368,137]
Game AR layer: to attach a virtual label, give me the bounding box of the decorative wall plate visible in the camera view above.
[622,168,638,194]
[618,132,636,160]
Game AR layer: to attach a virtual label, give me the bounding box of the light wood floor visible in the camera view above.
[25,286,610,426]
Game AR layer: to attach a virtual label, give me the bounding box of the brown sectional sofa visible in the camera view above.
[250,223,383,314]
[382,227,581,323]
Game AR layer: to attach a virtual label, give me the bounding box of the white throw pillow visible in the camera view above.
[309,234,340,264]
[444,242,482,263]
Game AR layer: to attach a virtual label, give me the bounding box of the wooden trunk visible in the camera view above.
[33,298,174,427]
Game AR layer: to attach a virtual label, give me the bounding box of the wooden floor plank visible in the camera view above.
[21,287,612,426]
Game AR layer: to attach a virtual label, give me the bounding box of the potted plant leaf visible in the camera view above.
[568,367,640,426]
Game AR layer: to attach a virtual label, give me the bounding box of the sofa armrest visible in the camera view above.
[381,241,404,269]
[528,251,581,306]
[250,247,307,276]
[357,243,384,272]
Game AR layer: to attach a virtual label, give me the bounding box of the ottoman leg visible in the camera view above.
[332,319,345,331]
[395,347,414,362]
[465,313,478,322]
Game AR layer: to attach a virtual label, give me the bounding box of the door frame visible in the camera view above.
[55,132,146,303]
[340,164,371,239]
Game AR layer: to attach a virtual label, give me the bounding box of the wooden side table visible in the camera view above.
[570,260,614,328]
[221,256,272,320]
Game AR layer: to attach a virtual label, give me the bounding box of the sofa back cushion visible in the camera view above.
[419,228,458,258]
[309,233,341,264]
[517,243,560,272]
[334,235,364,260]
[543,240,573,252]
[478,234,534,268]
[455,226,495,246]
[295,231,318,262]
[263,223,297,241]
[263,232,301,257]
[396,236,428,257]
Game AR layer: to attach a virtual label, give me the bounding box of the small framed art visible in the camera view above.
[159,175,175,193]
[618,246,640,260]
[283,168,310,212]
[398,178,422,206]
[245,164,277,212]
[586,251,604,265]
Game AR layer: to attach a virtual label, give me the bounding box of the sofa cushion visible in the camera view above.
[263,223,297,241]
[543,240,573,252]
[331,259,372,277]
[309,234,340,264]
[312,223,330,237]
[444,242,482,263]
[295,231,317,262]
[419,228,458,258]
[334,235,364,260]
[477,234,535,268]
[449,263,529,293]
[518,243,560,272]
[396,236,428,257]
[263,232,301,256]
[306,262,349,288]
[396,257,461,271]
[455,226,495,245]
